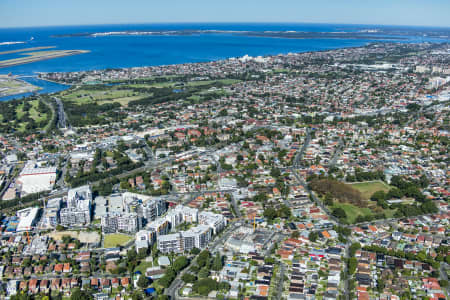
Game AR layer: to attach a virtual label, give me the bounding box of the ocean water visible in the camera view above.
[0,23,447,101]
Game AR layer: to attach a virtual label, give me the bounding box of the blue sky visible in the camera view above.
[1,0,449,28]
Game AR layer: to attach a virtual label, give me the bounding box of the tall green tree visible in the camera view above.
[137,275,150,289]
[212,253,223,271]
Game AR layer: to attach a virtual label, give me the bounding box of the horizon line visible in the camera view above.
[1,21,450,30]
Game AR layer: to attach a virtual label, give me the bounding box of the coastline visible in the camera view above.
[36,42,379,85]
[0,75,40,98]
[50,29,442,40]
[35,75,72,86]
[0,76,70,101]
[0,23,447,99]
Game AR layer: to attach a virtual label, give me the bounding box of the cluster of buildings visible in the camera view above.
[136,205,226,254]
[0,42,447,299]
[60,185,92,227]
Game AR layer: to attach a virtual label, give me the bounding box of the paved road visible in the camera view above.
[343,241,350,300]
[165,220,241,299]
[293,128,311,168]
[229,192,241,218]
[440,263,449,297]
[53,97,70,130]
[275,262,286,300]
[165,275,185,300]
[264,232,285,256]
[56,155,69,188]
[328,137,345,168]
[287,126,339,223]
[290,166,338,224]
[210,220,241,252]
[0,166,16,200]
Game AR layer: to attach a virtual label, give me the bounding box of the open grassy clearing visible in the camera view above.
[125,82,175,88]
[103,233,133,248]
[314,180,397,223]
[106,74,180,83]
[29,100,48,122]
[48,230,101,243]
[186,79,241,87]
[134,261,153,274]
[273,68,290,73]
[97,94,150,105]
[61,87,155,107]
[62,78,239,108]
[15,102,25,118]
[331,202,372,223]
[329,200,397,223]
[187,95,202,101]
[16,100,48,122]
[13,99,49,132]
[62,88,130,100]
[349,180,392,199]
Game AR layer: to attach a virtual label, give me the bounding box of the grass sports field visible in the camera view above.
[349,180,391,199]
[331,202,372,224]
[60,88,151,106]
[60,78,239,107]
[103,233,133,248]
[326,180,395,223]
[330,202,396,224]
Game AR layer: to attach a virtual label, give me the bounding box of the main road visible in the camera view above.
[288,127,339,223]
[52,97,70,130]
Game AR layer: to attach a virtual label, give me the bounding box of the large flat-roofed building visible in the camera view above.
[157,233,183,253]
[157,225,212,253]
[67,185,92,210]
[122,192,166,223]
[17,161,57,195]
[143,198,167,222]
[60,185,92,227]
[117,214,138,233]
[94,196,108,219]
[69,151,94,164]
[165,205,198,231]
[147,218,170,236]
[135,229,156,253]
[108,194,124,214]
[164,208,183,231]
[41,198,61,228]
[218,177,237,190]
[225,227,273,254]
[60,208,90,227]
[16,207,40,231]
[182,225,211,251]
[101,213,139,233]
[199,211,227,234]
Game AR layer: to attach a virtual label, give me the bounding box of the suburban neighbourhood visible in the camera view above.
[0,42,448,300]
